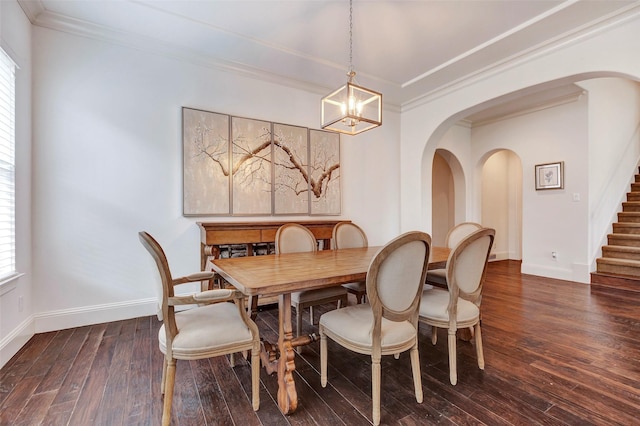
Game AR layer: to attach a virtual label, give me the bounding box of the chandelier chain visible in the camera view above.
[349,0,353,74]
[321,0,381,134]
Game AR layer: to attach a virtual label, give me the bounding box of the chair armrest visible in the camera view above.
[168,288,241,306]
[193,289,235,302]
[172,271,216,285]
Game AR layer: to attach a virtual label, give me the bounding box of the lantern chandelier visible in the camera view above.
[321,0,382,135]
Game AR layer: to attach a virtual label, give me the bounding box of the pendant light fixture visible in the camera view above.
[321,0,382,135]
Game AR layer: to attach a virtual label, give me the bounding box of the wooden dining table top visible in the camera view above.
[211,245,449,298]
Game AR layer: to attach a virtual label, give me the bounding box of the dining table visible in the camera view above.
[211,244,450,415]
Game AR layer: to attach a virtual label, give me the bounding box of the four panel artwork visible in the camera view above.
[182,107,341,216]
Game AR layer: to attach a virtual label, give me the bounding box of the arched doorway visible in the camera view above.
[431,149,466,246]
[481,150,522,261]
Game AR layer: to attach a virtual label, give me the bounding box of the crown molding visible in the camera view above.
[36,10,328,88]
[26,8,403,113]
[457,119,473,129]
[401,0,580,90]
[17,0,45,24]
[401,3,640,113]
[468,91,586,128]
[21,1,634,116]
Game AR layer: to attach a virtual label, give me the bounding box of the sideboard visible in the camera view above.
[197,220,347,268]
[197,220,348,306]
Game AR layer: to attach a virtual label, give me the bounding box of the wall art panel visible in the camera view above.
[182,107,340,216]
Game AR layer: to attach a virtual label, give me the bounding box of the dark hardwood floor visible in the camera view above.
[1,260,639,425]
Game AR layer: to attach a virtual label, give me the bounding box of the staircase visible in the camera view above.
[591,169,640,292]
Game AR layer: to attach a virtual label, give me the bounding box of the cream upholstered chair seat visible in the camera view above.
[275,223,348,342]
[332,221,369,304]
[320,231,431,426]
[426,222,482,287]
[158,292,256,358]
[291,286,348,304]
[419,288,479,324]
[139,231,260,426]
[419,227,494,386]
[320,303,419,352]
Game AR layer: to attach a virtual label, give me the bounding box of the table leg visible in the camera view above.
[248,295,259,320]
[277,293,298,414]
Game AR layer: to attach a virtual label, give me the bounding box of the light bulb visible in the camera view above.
[348,95,356,114]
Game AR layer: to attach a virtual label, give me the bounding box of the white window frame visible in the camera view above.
[0,46,17,286]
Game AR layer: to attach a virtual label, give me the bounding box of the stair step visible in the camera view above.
[606,233,640,246]
[626,192,640,201]
[617,212,640,223]
[612,222,640,234]
[596,257,640,277]
[596,167,640,291]
[622,201,640,212]
[601,245,640,260]
[591,272,640,293]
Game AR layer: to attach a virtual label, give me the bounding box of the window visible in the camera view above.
[0,48,16,281]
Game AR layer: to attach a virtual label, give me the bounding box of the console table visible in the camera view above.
[197,220,348,305]
[197,220,347,267]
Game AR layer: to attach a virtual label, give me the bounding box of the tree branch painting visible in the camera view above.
[273,123,309,214]
[310,129,341,215]
[183,109,230,215]
[182,107,340,216]
[231,117,272,215]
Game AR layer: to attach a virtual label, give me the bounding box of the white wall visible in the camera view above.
[2,22,403,365]
[578,78,640,265]
[473,98,588,280]
[402,13,640,283]
[341,109,401,246]
[0,0,33,368]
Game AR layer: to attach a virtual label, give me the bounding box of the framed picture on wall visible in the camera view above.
[535,161,564,190]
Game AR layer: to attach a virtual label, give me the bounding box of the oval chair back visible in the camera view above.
[275,223,318,254]
[332,221,368,249]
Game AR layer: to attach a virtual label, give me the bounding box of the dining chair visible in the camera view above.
[275,223,348,341]
[139,231,260,425]
[419,227,495,385]
[319,231,431,426]
[426,222,482,287]
[332,221,368,304]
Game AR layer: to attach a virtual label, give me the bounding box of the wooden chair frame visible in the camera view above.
[332,221,369,303]
[426,222,482,287]
[139,231,260,425]
[320,231,431,425]
[275,223,348,341]
[420,228,495,385]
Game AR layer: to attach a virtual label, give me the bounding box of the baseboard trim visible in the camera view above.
[33,297,158,333]
[521,262,591,284]
[0,316,35,369]
[1,298,158,369]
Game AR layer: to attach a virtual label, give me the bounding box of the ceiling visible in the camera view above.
[18,0,639,118]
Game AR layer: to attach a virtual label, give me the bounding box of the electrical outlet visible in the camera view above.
[551,251,557,260]
[18,295,23,312]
